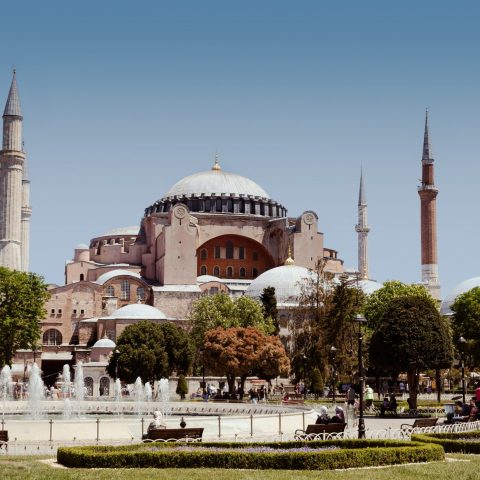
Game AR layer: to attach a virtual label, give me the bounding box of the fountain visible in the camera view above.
[144,382,152,403]
[74,361,84,402]
[132,377,144,415]
[158,378,169,417]
[0,365,12,401]
[28,363,45,419]
[62,364,72,418]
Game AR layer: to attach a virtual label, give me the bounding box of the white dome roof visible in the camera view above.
[99,226,139,238]
[197,275,222,283]
[92,338,116,349]
[96,269,142,285]
[245,264,315,306]
[357,279,383,295]
[441,277,480,316]
[164,168,270,199]
[109,303,167,320]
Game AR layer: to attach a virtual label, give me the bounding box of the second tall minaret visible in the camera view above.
[0,70,26,271]
[355,169,370,280]
[418,110,440,300]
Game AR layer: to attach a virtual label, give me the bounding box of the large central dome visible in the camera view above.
[163,161,270,199]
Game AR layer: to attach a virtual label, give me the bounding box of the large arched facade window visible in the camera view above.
[121,280,130,300]
[84,377,94,397]
[43,329,62,346]
[99,377,110,396]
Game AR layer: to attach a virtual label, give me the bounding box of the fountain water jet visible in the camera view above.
[158,378,169,417]
[28,363,45,419]
[62,364,72,418]
[0,365,12,401]
[144,382,152,403]
[132,377,144,415]
[74,361,84,402]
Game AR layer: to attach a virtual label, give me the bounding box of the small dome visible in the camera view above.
[96,269,142,285]
[92,338,116,349]
[164,168,270,199]
[357,279,383,295]
[197,275,222,283]
[75,244,89,250]
[441,277,480,316]
[245,264,315,305]
[110,304,167,320]
[98,226,139,238]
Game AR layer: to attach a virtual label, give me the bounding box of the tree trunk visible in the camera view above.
[407,369,419,409]
[239,375,247,400]
[435,369,442,404]
[226,373,235,395]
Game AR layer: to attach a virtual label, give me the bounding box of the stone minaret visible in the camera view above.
[355,169,370,280]
[418,110,440,300]
[0,71,25,271]
[21,159,32,271]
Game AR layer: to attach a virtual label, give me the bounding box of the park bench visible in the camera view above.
[0,430,8,452]
[143,427,204,442]
[400,417,437,431]
[282,394,305,405]
[294,423,346,440]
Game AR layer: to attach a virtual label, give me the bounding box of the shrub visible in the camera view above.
[412,430,480,454]
[57,439,443,469]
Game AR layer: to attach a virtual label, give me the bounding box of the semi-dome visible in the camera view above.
[245,263,315,306]
[145,160,287,219]
[92,337,116,349]
[441,277,480,316]
[96,269,142,285]
[109,303,167,320]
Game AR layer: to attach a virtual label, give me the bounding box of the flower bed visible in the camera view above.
[412,430,480,453]
[57,439,443,470]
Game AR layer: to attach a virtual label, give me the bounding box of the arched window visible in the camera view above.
[121,280,130,300]
[200,249,207,260]
[253,268,258,278]
[106,285,115,297]
[240,267,246,278]
[137,286,145,301]
[79,274,84,281]
[200,265,207,276]
[43,329,62,346]
[226,266,233,277]
[213,266,220,276]
[84,377,94,397]
[99,377,110,396]
[226,241,234,259]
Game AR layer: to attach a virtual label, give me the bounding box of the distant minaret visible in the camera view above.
[418,110,440,300]
[355,169,370,280]
[0,70,25,270]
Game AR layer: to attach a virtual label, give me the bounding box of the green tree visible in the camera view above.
[188,293,274,349]
[106,321,193,384]
[364,280,436,329]
[176,374,189,400]
[260,286,279,334]
[369,295,453,408]
[451,287,480,367]
[0,268,49,367]
[310,368,324,398]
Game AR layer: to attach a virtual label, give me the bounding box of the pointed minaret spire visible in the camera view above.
[355,168,370,280]
[418,110,440,300]
[3,69,22,118]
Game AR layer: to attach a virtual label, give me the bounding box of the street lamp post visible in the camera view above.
[114,349,120,379]
[302,354,308,399]
[355,314,367,439]
[459,336,467,404]
[330,346,337,405]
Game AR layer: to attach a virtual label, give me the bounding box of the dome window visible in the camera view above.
[106,285,115,297]
[216,198,222,212]
[226,241,234,259]
[214,246,221,259]
[121,280,130,300]
[137,287,145,301]
[239,247,245,260]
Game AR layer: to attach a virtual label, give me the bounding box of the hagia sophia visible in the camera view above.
[0,72,475,392]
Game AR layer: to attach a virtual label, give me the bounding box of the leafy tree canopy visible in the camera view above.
[106,321,193,383]
[451,286,480,366]
[364,280,437,329]
[260,286,279,334]
[188,293,274,348]
[369,295,453,407]
[0,268,49,367]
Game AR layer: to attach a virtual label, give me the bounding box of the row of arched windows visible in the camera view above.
[200,244,252,261]
[200,265,258,278]
[105,284,145,301]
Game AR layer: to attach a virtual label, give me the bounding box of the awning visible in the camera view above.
[41,352,73,361]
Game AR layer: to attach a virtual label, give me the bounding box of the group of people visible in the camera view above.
[315,405,345,425]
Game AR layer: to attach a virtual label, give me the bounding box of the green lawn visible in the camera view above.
[0,454,479,480]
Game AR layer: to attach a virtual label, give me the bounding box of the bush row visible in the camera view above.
[412,430,480,454]
[57,440,444,470]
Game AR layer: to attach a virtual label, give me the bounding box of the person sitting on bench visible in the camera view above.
[315,406,331,424]
[330,406,345,424]
[380,394,397,416]
[147,411,166,433]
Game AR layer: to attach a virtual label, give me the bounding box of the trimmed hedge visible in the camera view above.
[412,430,480,454]
[57,439,444,470]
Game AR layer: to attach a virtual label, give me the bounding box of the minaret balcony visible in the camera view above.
[417,184,438,193]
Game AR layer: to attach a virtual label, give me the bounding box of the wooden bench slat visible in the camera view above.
[144,428,204,441]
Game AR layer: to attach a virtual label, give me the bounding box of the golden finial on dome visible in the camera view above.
[284,244,295,266]
[212,151,221,171]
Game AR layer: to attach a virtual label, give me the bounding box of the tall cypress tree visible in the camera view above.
[260,286,279,335]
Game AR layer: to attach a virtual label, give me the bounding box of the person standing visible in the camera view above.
[364,384,374,410]
[346,385,356,406]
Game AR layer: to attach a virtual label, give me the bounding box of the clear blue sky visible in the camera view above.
[1,0,479,297]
